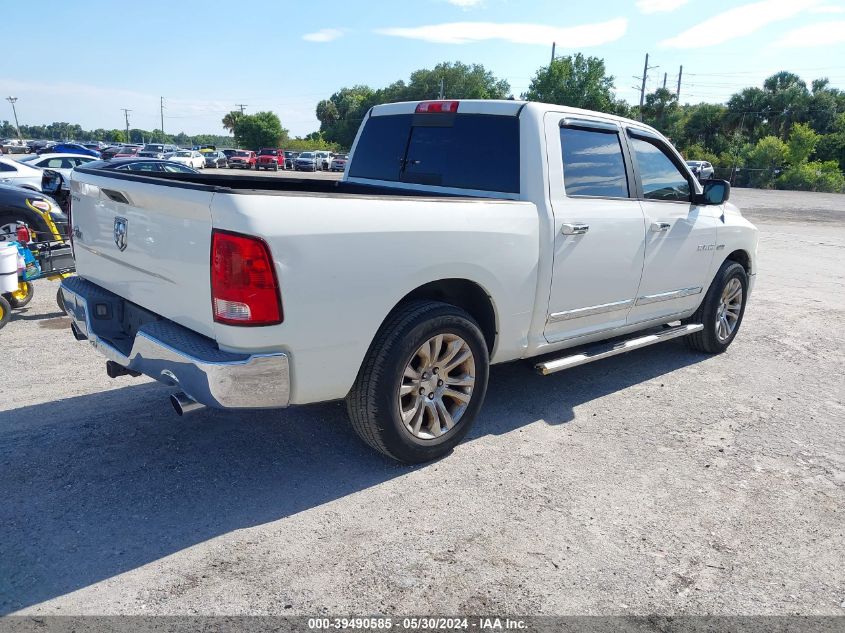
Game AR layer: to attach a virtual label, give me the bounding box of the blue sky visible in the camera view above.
[4,0,845,137]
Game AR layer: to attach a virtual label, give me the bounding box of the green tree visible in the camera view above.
[233,112,288,150]
[747,136,789,187]
[786,122,819,165]
[641,88,680,135]
[316,62,509,149]
[222,110,243,134]
[523,53,618,113]
[405,61,509,101]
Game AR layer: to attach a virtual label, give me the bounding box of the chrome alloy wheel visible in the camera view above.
[716,277,743,343]
[398,334,476,440]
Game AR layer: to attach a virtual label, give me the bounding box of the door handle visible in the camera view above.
[561,223,590,235]
[650,222,671,232]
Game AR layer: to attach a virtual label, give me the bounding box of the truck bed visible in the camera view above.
[73,167,493,200]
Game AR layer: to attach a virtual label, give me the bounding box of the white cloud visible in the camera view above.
[774,20,845,45]
[636,0,689,14]
[447,0,484,7]
[375,18,628,46]
[809,4,845,12]
[302,28,344,42]
[660,0,823,48]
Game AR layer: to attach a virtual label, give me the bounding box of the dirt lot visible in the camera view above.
[0,188,843,616]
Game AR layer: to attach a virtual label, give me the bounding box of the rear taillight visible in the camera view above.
[211,230,282,326]
[415,100,459,114]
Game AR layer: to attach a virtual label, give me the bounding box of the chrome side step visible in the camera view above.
[535,323,704,376]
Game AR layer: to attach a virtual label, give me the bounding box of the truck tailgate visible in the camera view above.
[71,172,216,339]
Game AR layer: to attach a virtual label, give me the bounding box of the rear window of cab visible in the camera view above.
[349,113,520,193]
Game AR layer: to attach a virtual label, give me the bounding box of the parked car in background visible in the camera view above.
[256,148,285,171]
[99,146,123,159]
[138,143,178,159]
[114,145,142,159]
[13,153,97,190]
[0,157,43,190]
[294,151,319,171]
[330,154,349,172]
[686,160,715,181]
[228,150,256,169]
[0,182,65,243]
[50,143,101,158]
[204,151,228,168]
[1,139,29,154]
[315,150,332,170]
[169,150,206,169]
[283,151,297,170]
[27,140,55,154]
[221,149,238,160]
[78,158,200,174]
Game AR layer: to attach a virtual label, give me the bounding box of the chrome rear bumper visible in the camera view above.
[60,277,290,409]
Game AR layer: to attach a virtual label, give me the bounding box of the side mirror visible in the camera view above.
[696,179,730,205]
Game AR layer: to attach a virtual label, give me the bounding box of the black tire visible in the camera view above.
[346,300,490,463]
[56,286,66,314]
[7,280,34,308]
[685,260,748,354]
[0,295,11,329]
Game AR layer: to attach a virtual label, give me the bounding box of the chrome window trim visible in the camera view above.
[548,298,634,323]
[636,286,702,306]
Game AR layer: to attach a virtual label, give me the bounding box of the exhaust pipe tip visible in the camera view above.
[170,392,206,416]
[70,322,88,341]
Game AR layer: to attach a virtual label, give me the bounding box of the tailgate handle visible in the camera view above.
[102,189,131,205]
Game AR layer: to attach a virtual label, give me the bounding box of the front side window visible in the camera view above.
[0,162,16,172]
[560,127,629,198]
[629,137,691,202]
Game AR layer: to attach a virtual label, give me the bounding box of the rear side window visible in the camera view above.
[560,127,629,198]
[349,113,520,193]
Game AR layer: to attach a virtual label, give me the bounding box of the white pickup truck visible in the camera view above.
[61,99,758,462]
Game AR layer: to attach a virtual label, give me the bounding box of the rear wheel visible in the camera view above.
[685,260,748,353]
[8,280,33,308]
[346,301,489,463]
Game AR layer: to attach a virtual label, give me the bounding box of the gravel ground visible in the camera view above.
[0,188,843,616]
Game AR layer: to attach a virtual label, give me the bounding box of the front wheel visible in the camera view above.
[8,280,34,308]
[346,301,489,463]
[685,260,748,353]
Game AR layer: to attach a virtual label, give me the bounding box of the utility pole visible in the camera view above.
[160,97,165,139]
[122,108,131,144]
[633,53,659,121]
[6,97,21,139]
[235,104,247,115]
[663,72,667,90]
[676,65,683,100]
[439,78,445,100]
[550,42,556,67]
